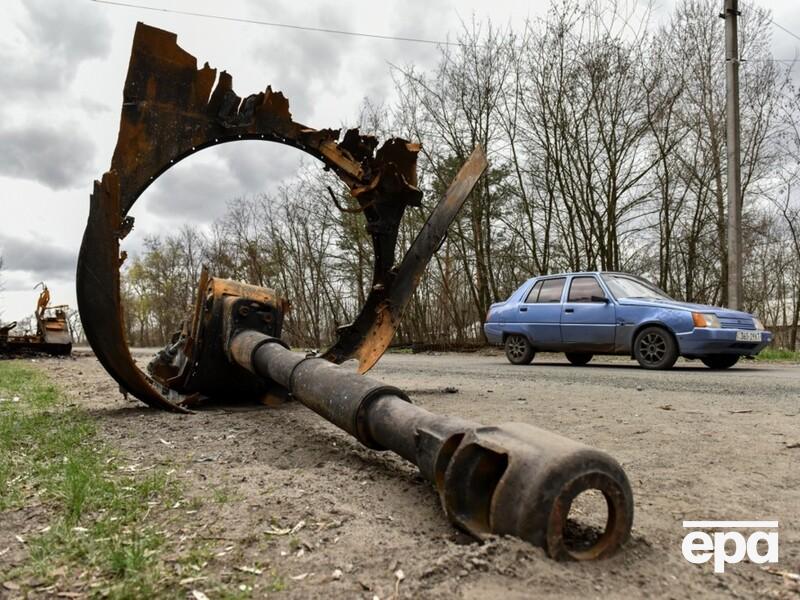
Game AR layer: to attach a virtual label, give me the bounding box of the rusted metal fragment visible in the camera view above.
[324,146,488,372]
[77,172,185,411]
[78,22,482,409]
[78,23,424,408]
[147,276,288,400]
[110,23,420,216]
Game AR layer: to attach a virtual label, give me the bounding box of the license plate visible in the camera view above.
[735,330,762,342]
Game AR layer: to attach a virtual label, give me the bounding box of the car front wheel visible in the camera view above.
[700,355,740,369]
[633,326,678,370]
[505,334,535,365]
[565,352,593,366]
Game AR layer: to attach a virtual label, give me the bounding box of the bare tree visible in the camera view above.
[393,18,518,333]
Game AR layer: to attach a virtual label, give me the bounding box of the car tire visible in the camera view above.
[565,352,593,366]
[700,355,740,369]
[633,326,678,370]
[505,334,535,365]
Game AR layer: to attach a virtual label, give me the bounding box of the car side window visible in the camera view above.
[524,281,543,303]
[536,278,566,303]
[568,276,606,303]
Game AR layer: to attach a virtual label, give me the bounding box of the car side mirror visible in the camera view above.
[591,295,609,303]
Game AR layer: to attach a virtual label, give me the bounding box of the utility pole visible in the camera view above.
[722,0,743,309]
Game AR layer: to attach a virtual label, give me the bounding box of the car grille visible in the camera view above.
[719,317,755,330]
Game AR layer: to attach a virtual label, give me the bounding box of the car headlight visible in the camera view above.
[692,312,721,328]
[753,317,765,331]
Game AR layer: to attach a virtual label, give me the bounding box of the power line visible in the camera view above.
[770,19,800,45]
[89,0,460,47]
[90,0,800,63]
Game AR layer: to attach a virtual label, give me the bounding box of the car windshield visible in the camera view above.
[602,274,673,301]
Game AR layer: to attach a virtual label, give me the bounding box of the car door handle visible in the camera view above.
[564,308,574,313]
[519,307,528,312]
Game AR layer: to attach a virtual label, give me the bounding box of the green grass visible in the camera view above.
[386,347,414,354]
[0,361,180,598]
[212,484,240,505]
[267,570,287,592]
[755,347,800,362]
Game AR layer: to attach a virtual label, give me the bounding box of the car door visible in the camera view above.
[560,275,616,351]
[518,277,565,346]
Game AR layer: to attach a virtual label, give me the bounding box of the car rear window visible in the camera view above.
[536,278,565,303]
[524,280,543,303]
[568,277,606,302]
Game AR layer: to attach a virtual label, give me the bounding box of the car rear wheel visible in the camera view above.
[565,352,593,366]
[633,326,678,370]
[700,355,740,369]
[505,334,535,365]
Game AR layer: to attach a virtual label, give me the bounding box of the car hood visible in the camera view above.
[617,298,754,319]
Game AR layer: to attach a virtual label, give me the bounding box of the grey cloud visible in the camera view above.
[138,143,312,223]
[23,0,110,60]
[0,270,39,294]
[239,1,445,121]
[217,141,307,191]
[79,96,113,116]
[0,123,96,190]
[0,233,76,283]
[0,0,111,98]
[138,162,242,224]
[251,8,351,121]
[247,2,454,122]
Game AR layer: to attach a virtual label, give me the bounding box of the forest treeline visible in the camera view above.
[120,0,800,350]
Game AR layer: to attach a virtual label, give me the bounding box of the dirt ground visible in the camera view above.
[7,349,800,598]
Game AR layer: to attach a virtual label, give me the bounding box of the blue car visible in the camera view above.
[484,272,772,370]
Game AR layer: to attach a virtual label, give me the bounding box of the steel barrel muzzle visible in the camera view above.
[366,396,634,560]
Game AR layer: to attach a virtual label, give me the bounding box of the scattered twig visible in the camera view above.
[264,520,305,536]
[761,565,800,581]
[393,568,405,599]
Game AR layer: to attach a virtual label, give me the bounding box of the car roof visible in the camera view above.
[530,271,634,279]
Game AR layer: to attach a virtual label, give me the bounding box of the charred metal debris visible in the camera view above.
[76,22,634,560]
[0,283,73,357]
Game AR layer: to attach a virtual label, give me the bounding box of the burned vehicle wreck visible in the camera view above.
[0,283,73,357]
[76,23,634,560]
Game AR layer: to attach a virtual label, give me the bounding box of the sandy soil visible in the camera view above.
[6,350,800,598]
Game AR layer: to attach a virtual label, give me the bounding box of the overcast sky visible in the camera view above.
[0,0,798,321]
